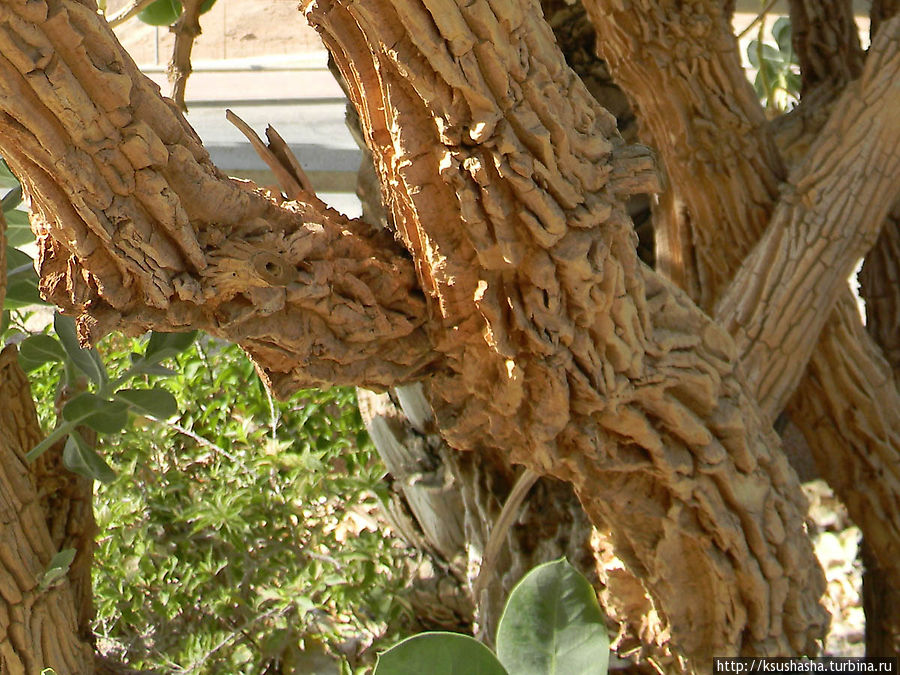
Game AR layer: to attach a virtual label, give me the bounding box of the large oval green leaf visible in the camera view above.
[62,431,116,484]
[374,632,507,675]
[496,558,610,675]
[116,387,178,419]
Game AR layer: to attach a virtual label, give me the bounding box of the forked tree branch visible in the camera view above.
[585,0,900,603]
[1,0,829,666]
[308,0,826,664]
[0,0,437,393]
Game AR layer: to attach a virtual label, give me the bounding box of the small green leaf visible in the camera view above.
[0,159,18,188]
[145,330,197,362]
[116,387,178,419]
[773,17,792,55]
[19,334,67,368]
[5,208,34,248]
[62,430,116,483]
[747,40,761,68]
[39,547,77,591]
[1,310,9,335]
[136,0,216,25]
[374,632,508,675]
[63,393,129,433]
[4,246,44,309]
[62,392,106,423]
[54,312,107,386]
[63,393,129,434]
[137,0,183,25]
[2,184,22,211]
[496,559,610,675]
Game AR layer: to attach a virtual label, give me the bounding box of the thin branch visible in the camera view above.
[473,468,539,597]
[225,110,313,198]
[168,0,204,111]
[736,0,779,40]
[106,0,158,27]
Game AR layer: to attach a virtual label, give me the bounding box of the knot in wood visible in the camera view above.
[251,252,293,286]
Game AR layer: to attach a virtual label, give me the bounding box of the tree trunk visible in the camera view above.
[0,339,95,673]
[12,0,900,669]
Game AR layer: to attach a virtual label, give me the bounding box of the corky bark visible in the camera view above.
[0,0,832,668]
[585,0,900,618]
[858,3,900,657]
[0,0,437,395]
[308,0,826,664]
[352,1,629,643]
[789,0,865,97]
[0,341,95,674]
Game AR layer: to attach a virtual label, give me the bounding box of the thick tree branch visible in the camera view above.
[873,0,900,40]
[789,0,865,98]
[0,0,438,394]
[0,345,95,674]
[585,0,783,312]
[1,0,831,665]
[715,22,900,415]
[308,0,826,665]
[585,0,900,627]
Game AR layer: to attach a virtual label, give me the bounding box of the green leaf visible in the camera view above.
[116,387,178,419]
[0,159,18,188]
[2,184,22,211]
[495,559,610,675]
[62,393,129,434]
[4,246,44,308]
[137,0,182,25]
[39,547,76,591]
[773,17,792,55]
[374,633,507,675]
[145,330,197,363]
[747,40,761,68]
[54,312,107,386]
[19,334,66,371]
[1,310,9,335]
[62,430,116,483]
[136,0,215,26]
[4,208,34,248]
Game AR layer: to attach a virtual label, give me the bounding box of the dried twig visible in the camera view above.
[473,467,540,597]
[736,0,779,40]
[105,0,158,27]
[225,109,315,199]
[168,0,204,111]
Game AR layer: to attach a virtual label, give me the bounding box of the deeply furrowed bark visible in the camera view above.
[352,2,633,643]
[307,0,826,664]
[585,0,900,617]
[789,0,865,97]
[0,343,95,674]
[0,0,831,666]
[0,0,436,394]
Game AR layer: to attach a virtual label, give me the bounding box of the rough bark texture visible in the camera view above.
[789,0,865,97]
[586,1,900,625]
[0,344,95,674]
[353,1,632,644]
[0,0,437,394]
[586,0,783,312]
[308,0,826,664]
[0,0,844,668]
